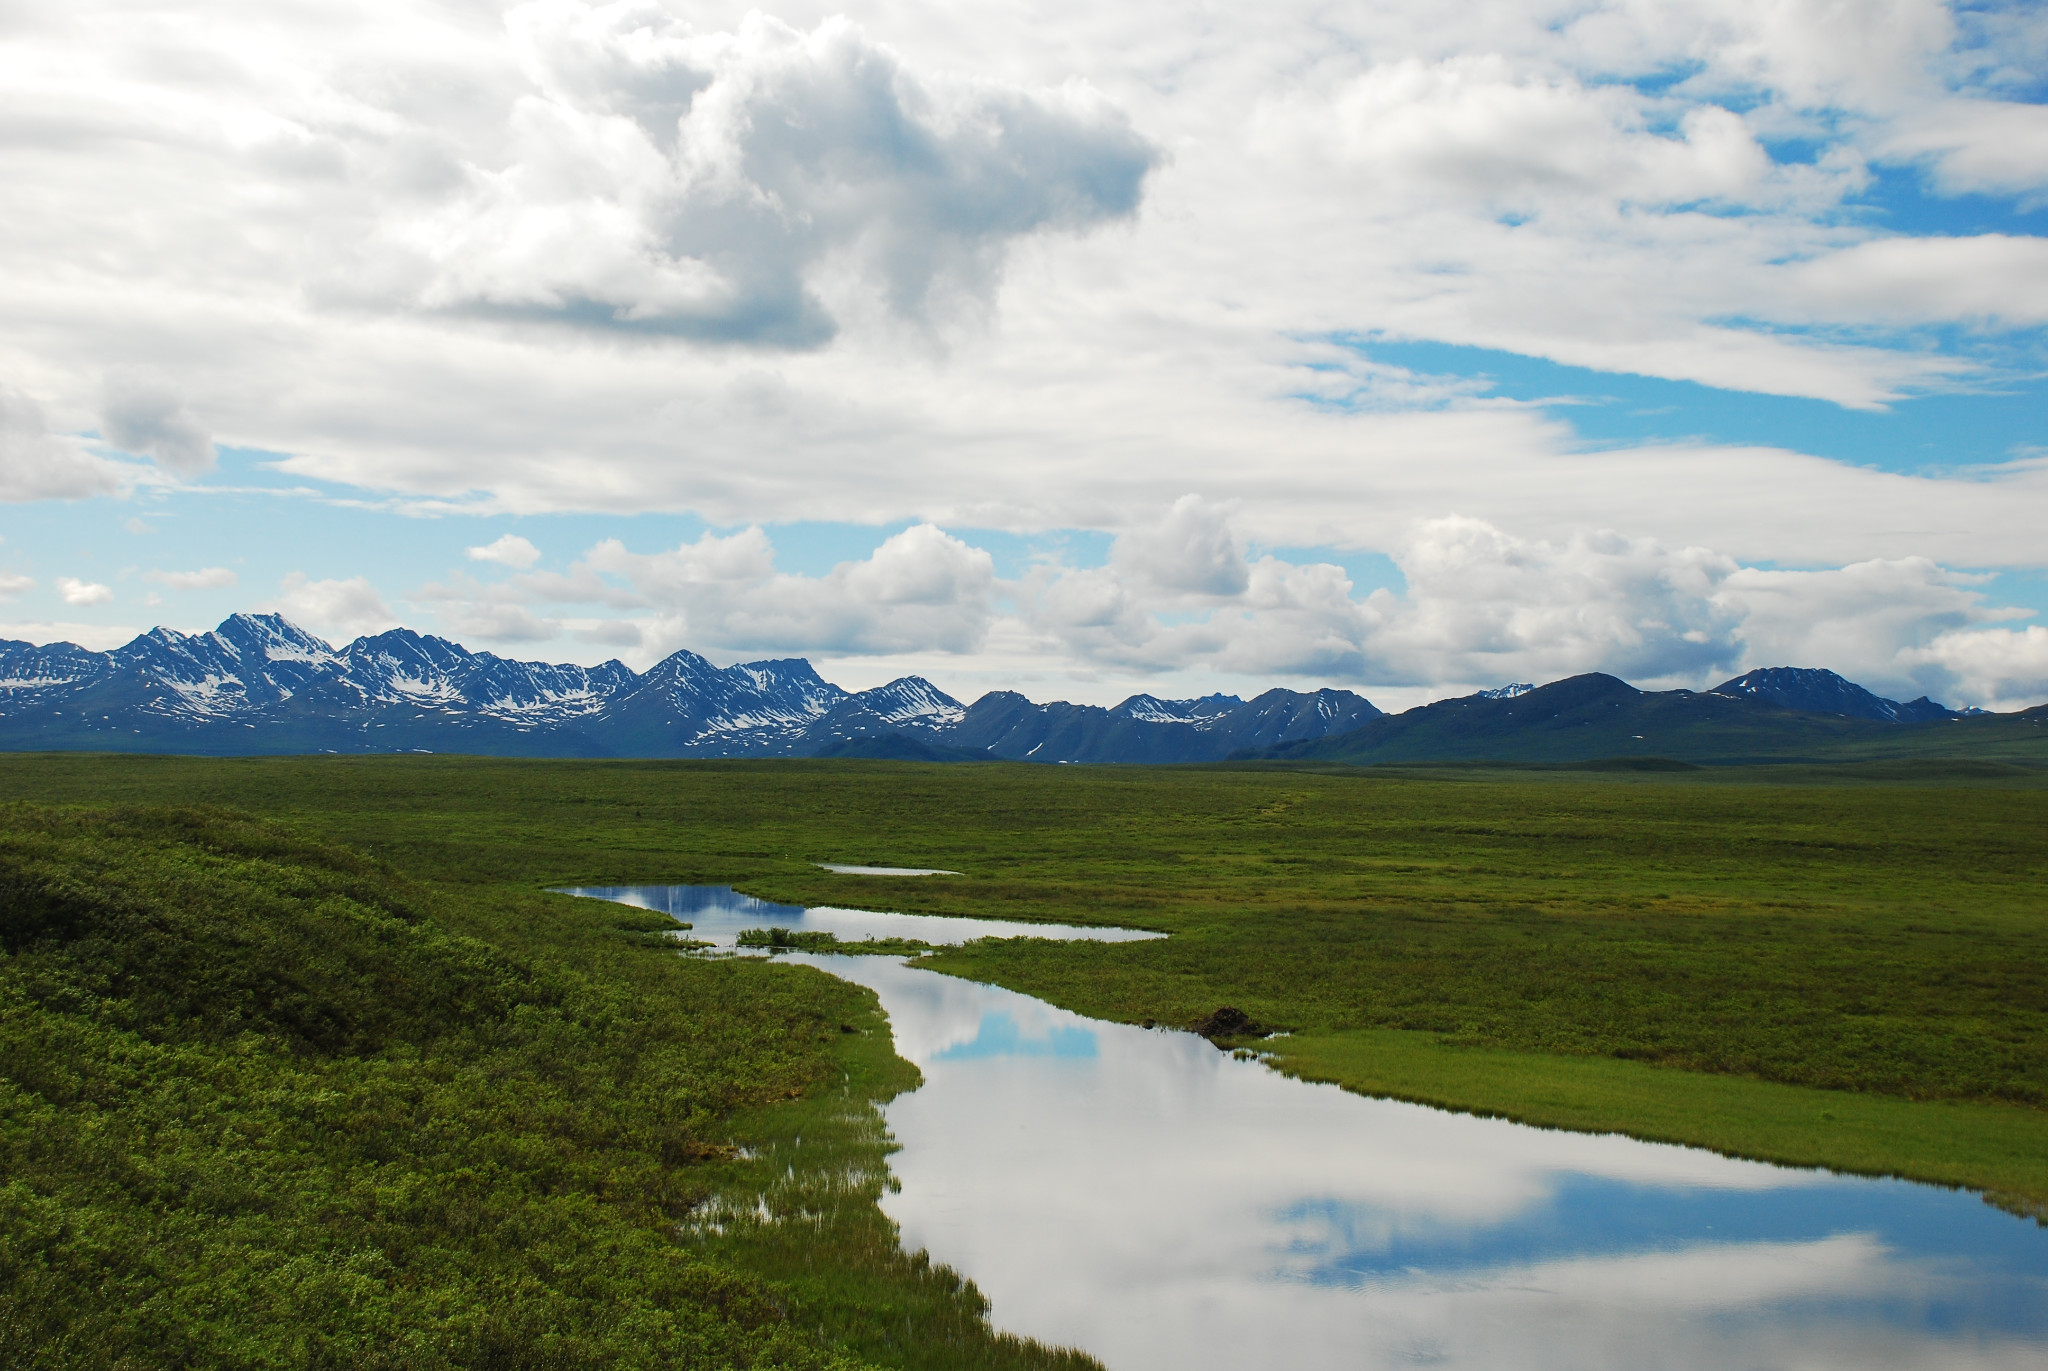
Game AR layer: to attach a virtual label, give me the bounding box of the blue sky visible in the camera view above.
[3,0,2046,709]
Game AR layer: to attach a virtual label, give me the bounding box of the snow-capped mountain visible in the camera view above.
[0,612,1382,762]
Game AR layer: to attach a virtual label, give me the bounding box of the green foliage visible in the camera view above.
[0,802,1083,1369]
[3,752,2043,1214]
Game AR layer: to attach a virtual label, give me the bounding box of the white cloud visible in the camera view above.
[585,521,997,658]
[56,576,114,606]
[264,572,398,642]
[1113,496,1249,597]
[1783,234,2048,328]
[101,373,216,477]
[0,620,143,652]
[433,600,561,644]
[0,385,126,501]
[1898,624,2048,711]
[0,574,33,598]
[1711,556,2005,688]
[382,6,1156,344]
[1289,57,1778,214]
[467,533,543,569]
[1017,505,2026,703]
[0,0,2045,673]
[144,566,239,591]
[1884,99,2048,201]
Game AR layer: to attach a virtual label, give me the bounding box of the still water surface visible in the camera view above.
[565,885,2048,1371]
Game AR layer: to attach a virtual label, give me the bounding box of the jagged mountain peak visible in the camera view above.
[641,646,725,684]
[866,676,962,715]
[1477,683,1535,699]
[732,657,834,689]
[1116,692,1242,724]
[0,611,1382,761]
[216,613,334,662]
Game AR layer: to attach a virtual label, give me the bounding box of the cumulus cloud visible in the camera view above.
[415,521,998,661]
[1026,509,1740,685]
[265,572,398,642]
[0,574,33,598]
[1113,496,1249,596]
[467,533,543,569]
[144,566,238,591]
[392,6,1156,344]
[3,0,2048,638]
[1898,625,2048,711]
[1019,503,2025,701]
[1293,57,1778,213]
[0,385,125,501]
[587,521,997,655]
[56,577,114,606]
[1711,557,2001,683]
[101,374,216,477]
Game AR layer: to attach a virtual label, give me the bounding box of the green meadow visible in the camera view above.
[3,751,2045,1361]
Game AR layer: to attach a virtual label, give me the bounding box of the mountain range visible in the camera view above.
[1249,669,2045,768]
[3,614,2039,767]
[0,613,1380,762]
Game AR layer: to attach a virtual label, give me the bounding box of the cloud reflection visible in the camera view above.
[933,1011,1098,1061]
[820,954,2048,1371]
[569,885,2048,1371]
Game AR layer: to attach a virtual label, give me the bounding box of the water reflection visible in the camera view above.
[933,1011,1098,1061]
[570,886,2048,1371]
[557,883,1163,950]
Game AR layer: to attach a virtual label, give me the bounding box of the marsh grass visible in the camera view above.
[685,1018,1099,1370]
[3,752,2043,1204]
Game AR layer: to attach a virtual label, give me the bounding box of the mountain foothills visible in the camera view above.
[0,614,1378,762]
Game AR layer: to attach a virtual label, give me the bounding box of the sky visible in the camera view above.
[2,0,2047,712]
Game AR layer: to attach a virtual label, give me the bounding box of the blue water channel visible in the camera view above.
[563,884,2048,1371]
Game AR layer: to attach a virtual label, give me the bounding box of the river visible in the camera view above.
[565,884,2048,1371]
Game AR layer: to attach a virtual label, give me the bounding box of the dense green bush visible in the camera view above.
[0,804,870,1369]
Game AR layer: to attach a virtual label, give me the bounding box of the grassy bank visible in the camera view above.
[0,801,1092,1368]
[1263,1028,2048,1217]
[3,752,2043,1210]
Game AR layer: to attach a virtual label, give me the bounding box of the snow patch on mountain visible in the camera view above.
[1118,693,1243,726]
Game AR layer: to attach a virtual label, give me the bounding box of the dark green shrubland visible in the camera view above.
[0,802,1087,1370]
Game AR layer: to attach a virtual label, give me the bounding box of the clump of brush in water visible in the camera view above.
[735,927,934,956]
[1190,1005,1269,1042]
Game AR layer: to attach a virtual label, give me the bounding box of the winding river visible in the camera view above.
[565,884,2048,1371]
